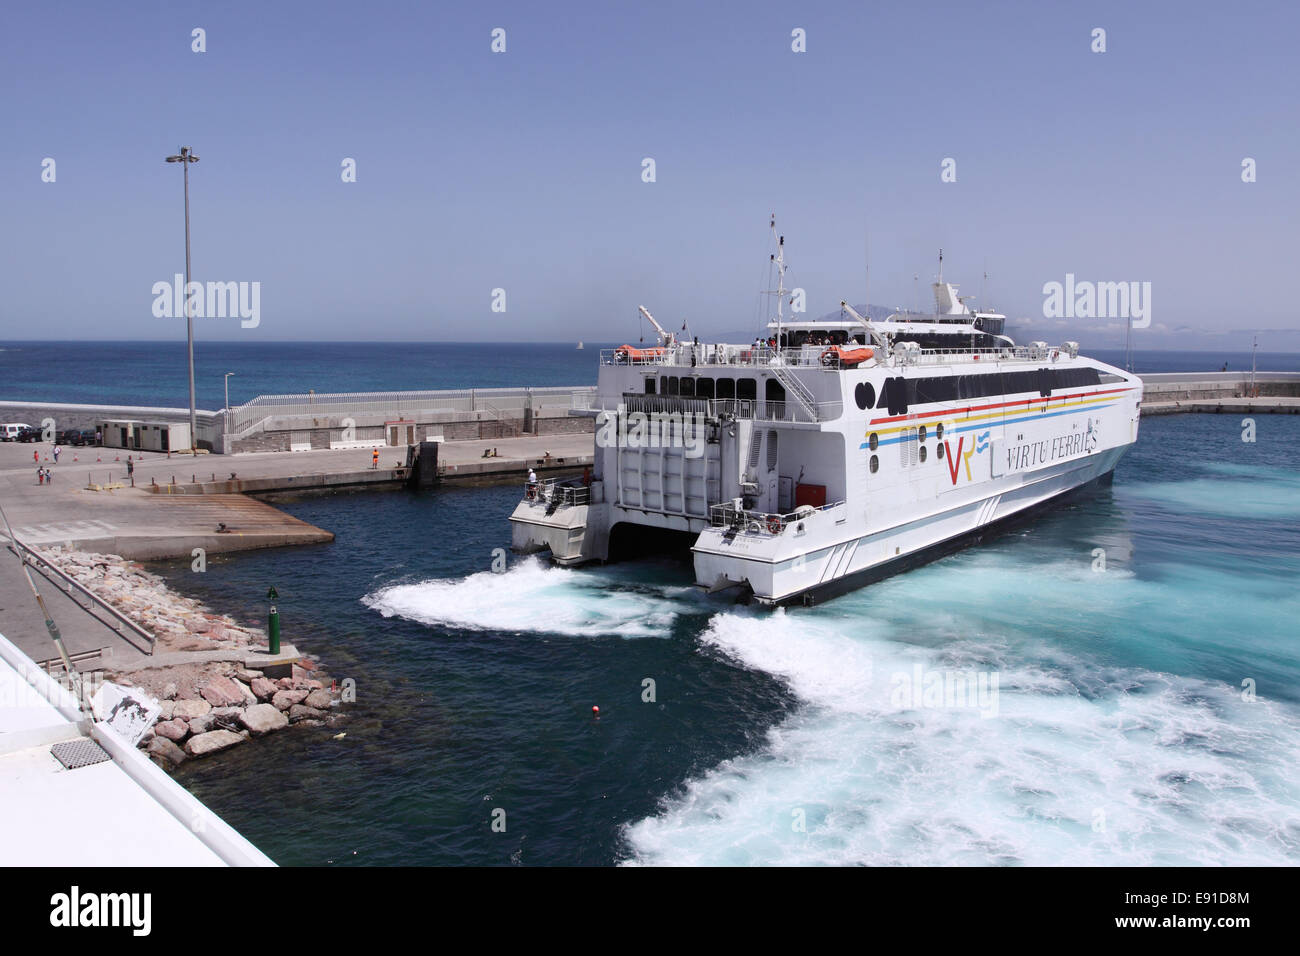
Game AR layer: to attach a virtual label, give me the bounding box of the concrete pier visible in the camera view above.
[1138,371,1300,415]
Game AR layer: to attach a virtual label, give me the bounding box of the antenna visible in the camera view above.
[981,259,988,310]
[938,248,944,284]
[765,214,787,354]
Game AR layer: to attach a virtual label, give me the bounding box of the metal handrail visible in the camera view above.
[600,341,1098,371]
[5,541,156,654]
[602,394,841,424]
[524,478,590,507]
[709,500,845,534]
[228,385,597,434]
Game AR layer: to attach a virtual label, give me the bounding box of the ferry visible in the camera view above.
[510,222,1143,606]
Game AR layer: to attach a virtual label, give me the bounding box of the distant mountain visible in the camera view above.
[1003,315,1300,353]
[694,305,1300,353]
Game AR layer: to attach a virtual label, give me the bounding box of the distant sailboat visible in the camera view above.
[576,341,584,350]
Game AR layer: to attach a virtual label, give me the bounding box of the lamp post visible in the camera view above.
[224,371,235,416]
[165,146,200,455]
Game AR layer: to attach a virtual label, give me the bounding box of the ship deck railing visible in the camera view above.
[602,345,832,369]
[592,394,842,425]
[525,477,590,507]
[600,343,1075,371]
[709,499,846,536]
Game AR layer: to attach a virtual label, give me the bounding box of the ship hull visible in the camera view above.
[764,463,1119,607]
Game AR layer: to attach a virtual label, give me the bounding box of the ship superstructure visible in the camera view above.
[510,225,1142,605]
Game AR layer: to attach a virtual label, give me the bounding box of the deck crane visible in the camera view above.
[638,306,677,346]
[839,301,889,356]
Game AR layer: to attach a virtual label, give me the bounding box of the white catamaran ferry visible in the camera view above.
[511,223,1143,606]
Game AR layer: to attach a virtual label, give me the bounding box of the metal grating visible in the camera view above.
[50,738,111,771]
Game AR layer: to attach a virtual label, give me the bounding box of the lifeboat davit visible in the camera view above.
[820,346,874,368]
[614,344,667,363]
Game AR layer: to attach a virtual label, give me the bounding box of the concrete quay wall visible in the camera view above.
[228,408,593,454]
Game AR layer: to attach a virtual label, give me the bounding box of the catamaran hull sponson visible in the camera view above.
[762,466,1118,607]
[695,448,1124,606]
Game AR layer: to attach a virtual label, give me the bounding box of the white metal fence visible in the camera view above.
[227,385,596,434]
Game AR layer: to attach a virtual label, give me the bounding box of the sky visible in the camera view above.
[0,0,1296,344]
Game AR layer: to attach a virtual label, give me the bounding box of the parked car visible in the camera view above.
[1,423,33,441]
[55,429,80,445]
[15,425,43,443]
[69,428,98,446]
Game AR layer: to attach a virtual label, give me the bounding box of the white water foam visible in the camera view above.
[623,557,1300,866]
[362,557,688,638]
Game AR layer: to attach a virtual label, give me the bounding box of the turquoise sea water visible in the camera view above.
[149,411,1300,866]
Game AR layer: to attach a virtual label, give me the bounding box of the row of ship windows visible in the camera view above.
[869,367,1104,412]
[647,376,777,401]
[866,426,947,473]
[867,423,946,450]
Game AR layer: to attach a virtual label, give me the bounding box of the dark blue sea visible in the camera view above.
[0,342,1296,409]
[5,343,1297,865]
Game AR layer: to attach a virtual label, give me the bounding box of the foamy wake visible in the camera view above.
[361,557,689,638]
[624,567,1300,866]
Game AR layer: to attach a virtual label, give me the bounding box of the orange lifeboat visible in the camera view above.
[614,344,667,363]
[820,346,874,368]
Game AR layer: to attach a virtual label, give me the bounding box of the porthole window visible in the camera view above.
[918,425,927,442]
[920,446,928,463]
[869,432,879,451]
[937,443,945,460]
[869,455,879,473]
[936,423,944,440]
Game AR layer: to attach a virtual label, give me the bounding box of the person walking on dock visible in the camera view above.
[36,466,43,486]
[52,444,61,464]
[371,447,379,470]
[33,449,38,464]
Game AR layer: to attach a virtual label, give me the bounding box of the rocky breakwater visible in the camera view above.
[144,664,343,767]
[34,546,347,768]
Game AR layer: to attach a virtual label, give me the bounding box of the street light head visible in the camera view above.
[166,155,182,163]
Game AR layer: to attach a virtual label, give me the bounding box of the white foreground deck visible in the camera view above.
[0,630,274,867]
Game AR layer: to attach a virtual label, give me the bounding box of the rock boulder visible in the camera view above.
[304,689,334,710]
[153,718,189,742]
[147,737,187,767]
[188,714,216,735]
[200,675,245,708]
[288,704,329,722]
[272,689,309,711]
[184,729,245,757]
[172,698,212,719]
[240,703,289,736]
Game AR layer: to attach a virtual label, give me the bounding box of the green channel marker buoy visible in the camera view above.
[267,586,280,655]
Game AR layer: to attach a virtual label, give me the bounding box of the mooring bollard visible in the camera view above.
[267,586,281,655]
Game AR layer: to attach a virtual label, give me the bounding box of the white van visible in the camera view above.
[1,423,33,441]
